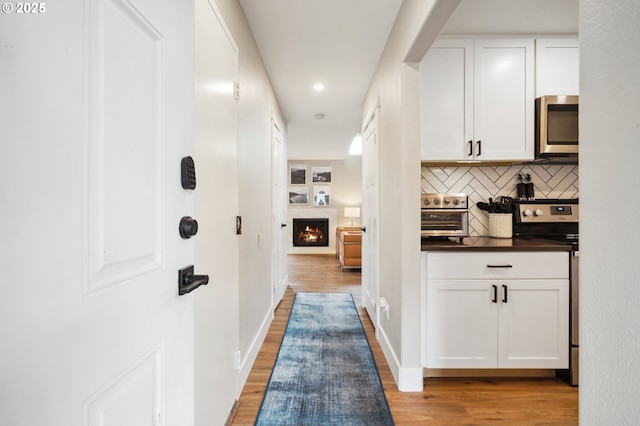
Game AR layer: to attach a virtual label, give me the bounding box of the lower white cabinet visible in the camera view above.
[425,251,569,369]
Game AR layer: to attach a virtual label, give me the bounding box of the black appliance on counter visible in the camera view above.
[512,198,579,386]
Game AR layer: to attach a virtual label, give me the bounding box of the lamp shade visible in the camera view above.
[344,207,360,218]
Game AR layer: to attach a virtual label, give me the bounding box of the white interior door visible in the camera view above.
[193,0,240,424]
[272,118,288,305]
[0,0,195,424]
[362,106,380,331]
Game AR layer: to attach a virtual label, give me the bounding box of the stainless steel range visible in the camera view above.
[512,198,579,386]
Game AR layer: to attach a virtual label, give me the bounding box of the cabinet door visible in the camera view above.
[535,38,579,96]
[497,279,569,368]
[473,39,535,161]
[426,279,498,368]
[420,39,473,161]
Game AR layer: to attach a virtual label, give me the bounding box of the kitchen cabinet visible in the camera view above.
[535,37,579,97]
[420,38,534,162]
[425,251,569,369]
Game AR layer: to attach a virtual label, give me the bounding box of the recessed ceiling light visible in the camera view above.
[313,83,325,92]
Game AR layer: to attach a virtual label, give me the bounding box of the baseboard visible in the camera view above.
[236,307,274,398]
[377,325,424,392]
[424,368,556,378]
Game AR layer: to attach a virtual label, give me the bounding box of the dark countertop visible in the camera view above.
[421,236,573,252]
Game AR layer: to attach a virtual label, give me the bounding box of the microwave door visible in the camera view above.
[536,95,579,156]
[547,104,579,145]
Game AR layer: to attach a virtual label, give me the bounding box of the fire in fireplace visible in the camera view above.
[292,218,329,247]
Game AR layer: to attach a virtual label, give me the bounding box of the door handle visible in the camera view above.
[502,284,508,303]
[281,223,287,228]
[476,140,482,156]
[468,140,473,156]
[361,226,367,233]
[491,284,498,303]
[178,265,209,295]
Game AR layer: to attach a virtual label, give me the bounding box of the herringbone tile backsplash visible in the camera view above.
[421,164,579,236]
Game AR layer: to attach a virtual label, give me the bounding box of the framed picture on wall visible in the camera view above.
[290,164,307,185]
[313,185,330,206]
[311,166,332,183]
[289,187,309,204]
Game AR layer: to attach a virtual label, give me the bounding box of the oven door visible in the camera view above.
[421,209,468,237]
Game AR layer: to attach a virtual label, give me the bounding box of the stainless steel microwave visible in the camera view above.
[535,95,579,157]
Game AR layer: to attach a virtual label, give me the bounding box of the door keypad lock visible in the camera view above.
[178,265,209,295]
[181,156,196,190]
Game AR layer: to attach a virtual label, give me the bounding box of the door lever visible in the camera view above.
[178,265,209,295]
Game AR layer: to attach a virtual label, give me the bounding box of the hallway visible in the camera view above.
[230,254,578,425]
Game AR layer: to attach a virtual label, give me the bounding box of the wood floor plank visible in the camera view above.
[229,254,578,425]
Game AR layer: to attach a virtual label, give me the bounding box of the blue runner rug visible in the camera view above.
[255,292,394,425]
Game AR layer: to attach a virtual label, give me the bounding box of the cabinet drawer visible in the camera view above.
[426,251,568,279]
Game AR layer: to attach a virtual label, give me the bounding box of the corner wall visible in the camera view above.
[362,0,460,391]
[580,0,640,422]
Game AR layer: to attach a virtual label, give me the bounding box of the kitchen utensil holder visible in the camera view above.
[489,213,512,238]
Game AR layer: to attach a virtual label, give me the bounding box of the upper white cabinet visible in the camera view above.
[420,38,535,162]
[535,37,579,97]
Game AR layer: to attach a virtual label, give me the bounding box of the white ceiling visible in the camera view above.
[238,0,578,160]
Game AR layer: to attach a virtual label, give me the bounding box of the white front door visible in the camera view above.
[0,1,196,424]
[193,1,240,424]
[362,106,380,331]
[271,117,288,305]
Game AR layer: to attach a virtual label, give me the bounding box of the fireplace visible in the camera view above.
[292,218,329,247]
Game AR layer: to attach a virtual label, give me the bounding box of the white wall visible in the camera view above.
[362,0,460,390]
[580,0,640,422]
[211,0,287,394]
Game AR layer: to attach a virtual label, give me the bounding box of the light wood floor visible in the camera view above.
[229,254,578,425]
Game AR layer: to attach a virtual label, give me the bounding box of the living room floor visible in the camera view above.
[229,254,578,425]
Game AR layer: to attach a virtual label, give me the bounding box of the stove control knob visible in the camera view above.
[534,209,544,216]
[423,199,430,206]
[434,199,440,205]
[444,198,451,205]
[523,208,533,217]
[453,199,460,206]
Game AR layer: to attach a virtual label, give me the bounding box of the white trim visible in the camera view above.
[397,367,424,392]
[377,324,424,392]
[236,308,274,398]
